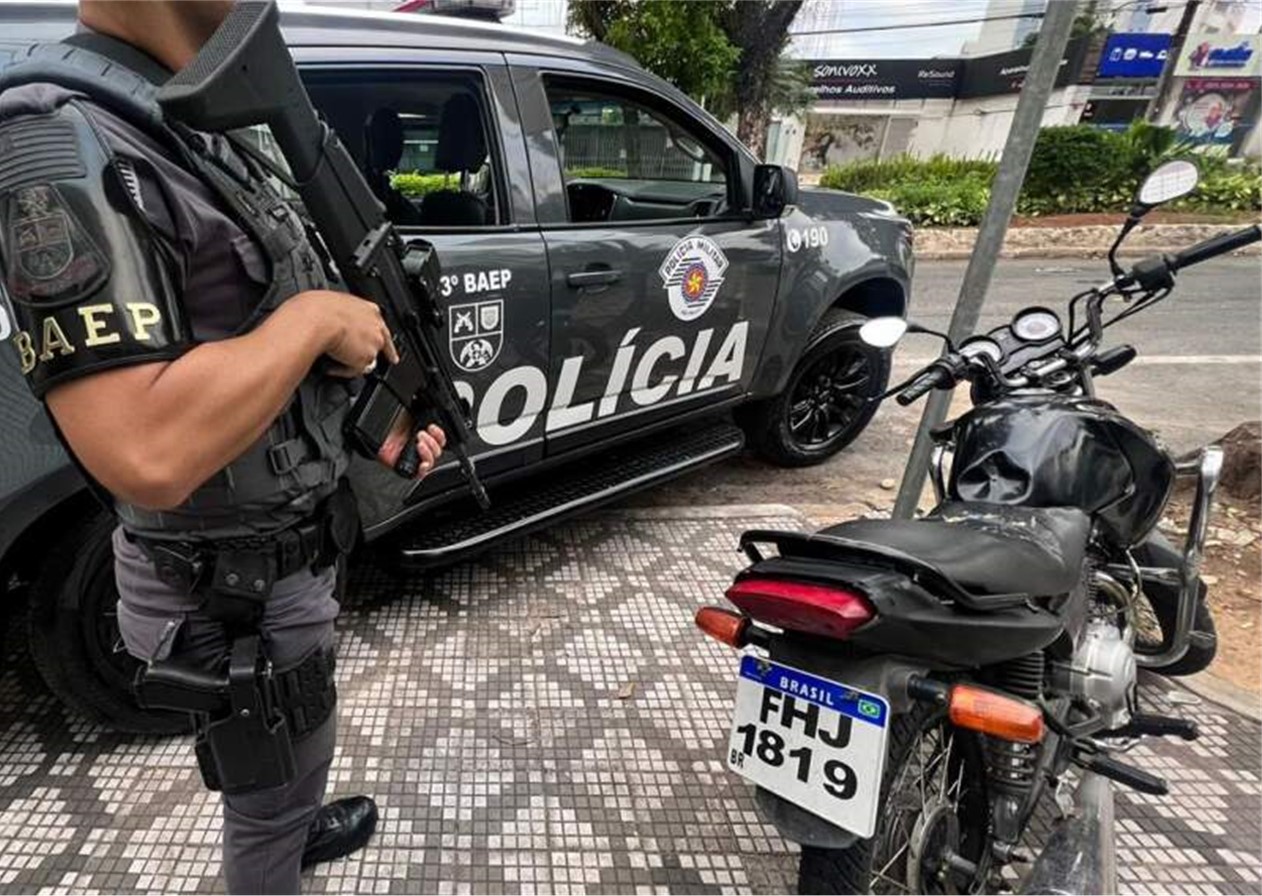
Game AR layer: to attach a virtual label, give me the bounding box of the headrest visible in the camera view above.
[434,93,487,174]
[365,107,404,172]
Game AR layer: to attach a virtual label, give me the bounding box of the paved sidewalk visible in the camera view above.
[0,508,1258,894]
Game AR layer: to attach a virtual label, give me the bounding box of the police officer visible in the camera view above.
[0,2,446,892]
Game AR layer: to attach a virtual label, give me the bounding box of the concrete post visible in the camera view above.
[892,0,1081,520]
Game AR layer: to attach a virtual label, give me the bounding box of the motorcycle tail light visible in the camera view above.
[725,577,875,641]
[694,606,750,648]
[948,684,1045,744]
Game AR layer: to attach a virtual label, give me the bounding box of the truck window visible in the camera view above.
[302,72,505,229]
[544,80,731,224]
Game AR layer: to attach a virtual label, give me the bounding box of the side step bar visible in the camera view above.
[393,423,745,567]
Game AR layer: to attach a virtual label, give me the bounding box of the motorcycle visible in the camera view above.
[695,159,1261,894]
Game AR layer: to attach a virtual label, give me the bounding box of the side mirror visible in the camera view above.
[1135,159,1200,210]
[1110,159,1200,278]
[752,164,798,218]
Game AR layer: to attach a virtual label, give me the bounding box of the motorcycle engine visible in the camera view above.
[1049,619,1137,729]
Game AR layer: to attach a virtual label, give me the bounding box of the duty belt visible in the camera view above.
[125,479,358,632]
[129,513,333,596]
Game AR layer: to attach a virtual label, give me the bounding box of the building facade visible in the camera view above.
[773,0,1260,176]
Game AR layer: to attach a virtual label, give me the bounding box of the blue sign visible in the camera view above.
[739,656,889,728]
[1097,33,1172,79]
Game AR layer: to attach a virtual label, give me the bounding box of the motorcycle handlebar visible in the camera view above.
[896,365,951,405]
[1169,224,1261,272]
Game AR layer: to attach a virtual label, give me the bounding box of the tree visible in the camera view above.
[569,0,808,159]
[715,0,806,159]
[568,1,739,105]
[1021,1,1105,48]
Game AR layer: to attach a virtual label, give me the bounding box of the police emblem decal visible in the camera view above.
[659,235,728,321]
[3,184,107,306]
[449,299,504,373]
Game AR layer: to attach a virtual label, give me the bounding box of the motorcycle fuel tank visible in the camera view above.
[947,394,1174,547]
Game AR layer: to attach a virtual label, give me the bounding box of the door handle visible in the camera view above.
[567,268,623,288]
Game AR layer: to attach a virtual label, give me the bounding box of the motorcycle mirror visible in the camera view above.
[1109,160,1199,279]
[859,317,908,348]
[1135,159,1200,208]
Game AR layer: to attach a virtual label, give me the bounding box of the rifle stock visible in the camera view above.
[157,0,489,509]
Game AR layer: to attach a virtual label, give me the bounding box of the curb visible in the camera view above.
[1149,669,1262,722]
[914,222,1262,261]
[917,246,1262,261]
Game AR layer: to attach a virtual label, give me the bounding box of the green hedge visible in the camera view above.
[566,166,629,179]
[390,172,456,197]
[817,123,1262,227]
[867,177,992,228]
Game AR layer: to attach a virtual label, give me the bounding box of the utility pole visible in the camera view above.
[892,0,1080,520]
[1148,0,1200,124]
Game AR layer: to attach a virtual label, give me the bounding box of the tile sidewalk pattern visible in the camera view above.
[0,511,1258,894]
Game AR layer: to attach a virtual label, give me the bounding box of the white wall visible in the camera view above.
[927,85,1092,158]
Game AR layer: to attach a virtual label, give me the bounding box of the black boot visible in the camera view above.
[301,796,378,868]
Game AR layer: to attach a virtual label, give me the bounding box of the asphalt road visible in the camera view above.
[628,256,1261,511]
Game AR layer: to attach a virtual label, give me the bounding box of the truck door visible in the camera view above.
[511,66,781,454]
[299,57,549,532]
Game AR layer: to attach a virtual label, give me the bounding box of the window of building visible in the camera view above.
[545,80,731,223]
[303,72,505,228]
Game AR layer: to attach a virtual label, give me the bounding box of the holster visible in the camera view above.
[138,634,296,793]
[128,482,352,794]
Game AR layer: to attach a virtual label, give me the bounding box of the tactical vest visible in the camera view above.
[0,42,350,539]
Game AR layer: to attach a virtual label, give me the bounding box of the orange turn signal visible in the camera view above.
[695,606,750,648]
[948,684,1045,744]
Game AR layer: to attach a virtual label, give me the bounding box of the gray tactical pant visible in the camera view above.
[113,527,341,895]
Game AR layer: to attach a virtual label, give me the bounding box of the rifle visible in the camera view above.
[157,0,490,509]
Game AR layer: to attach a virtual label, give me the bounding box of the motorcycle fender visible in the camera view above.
[753,652,928,849]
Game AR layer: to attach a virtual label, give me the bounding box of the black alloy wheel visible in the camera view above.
[741,309,891,467]
[788,346,874,449]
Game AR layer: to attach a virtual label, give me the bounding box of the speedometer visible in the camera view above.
[1012,308,1062,342]
[959,337,1003,363]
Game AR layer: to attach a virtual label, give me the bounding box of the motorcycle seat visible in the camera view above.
[816,502,1092,603]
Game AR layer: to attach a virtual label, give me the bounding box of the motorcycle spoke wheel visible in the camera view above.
[869,717,990,895]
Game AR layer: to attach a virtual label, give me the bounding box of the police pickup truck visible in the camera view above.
[0,5,913,731]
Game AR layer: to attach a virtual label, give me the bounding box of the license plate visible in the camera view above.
[726,655,890,838]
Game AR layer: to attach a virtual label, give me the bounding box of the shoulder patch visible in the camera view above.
[0,115,85,193]
[4,183,109,308]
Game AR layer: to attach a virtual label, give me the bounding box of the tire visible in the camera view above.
[798,704,991,895]
[1130,533,1218,677]
[742,309,891,467]
[27,510,187,734]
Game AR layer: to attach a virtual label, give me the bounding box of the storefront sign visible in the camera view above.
[1081,97,1153,131]
[1174,34,1260,78]
[1172,78,1260,152]
[956,36,1089,98]
[807,59,961,100]
[1096,33,1172,79]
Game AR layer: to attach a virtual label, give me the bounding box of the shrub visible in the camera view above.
[565,166,630,179]
[390,172,455,197]
[818,154,996,193]
[868,177,991,227]
[816,124,1260,223]
[1020,125,1134,214]
[1182,169,1262,212]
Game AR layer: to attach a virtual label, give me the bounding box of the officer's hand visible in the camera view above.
[378,414,447,480]
[294,289,399,377]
